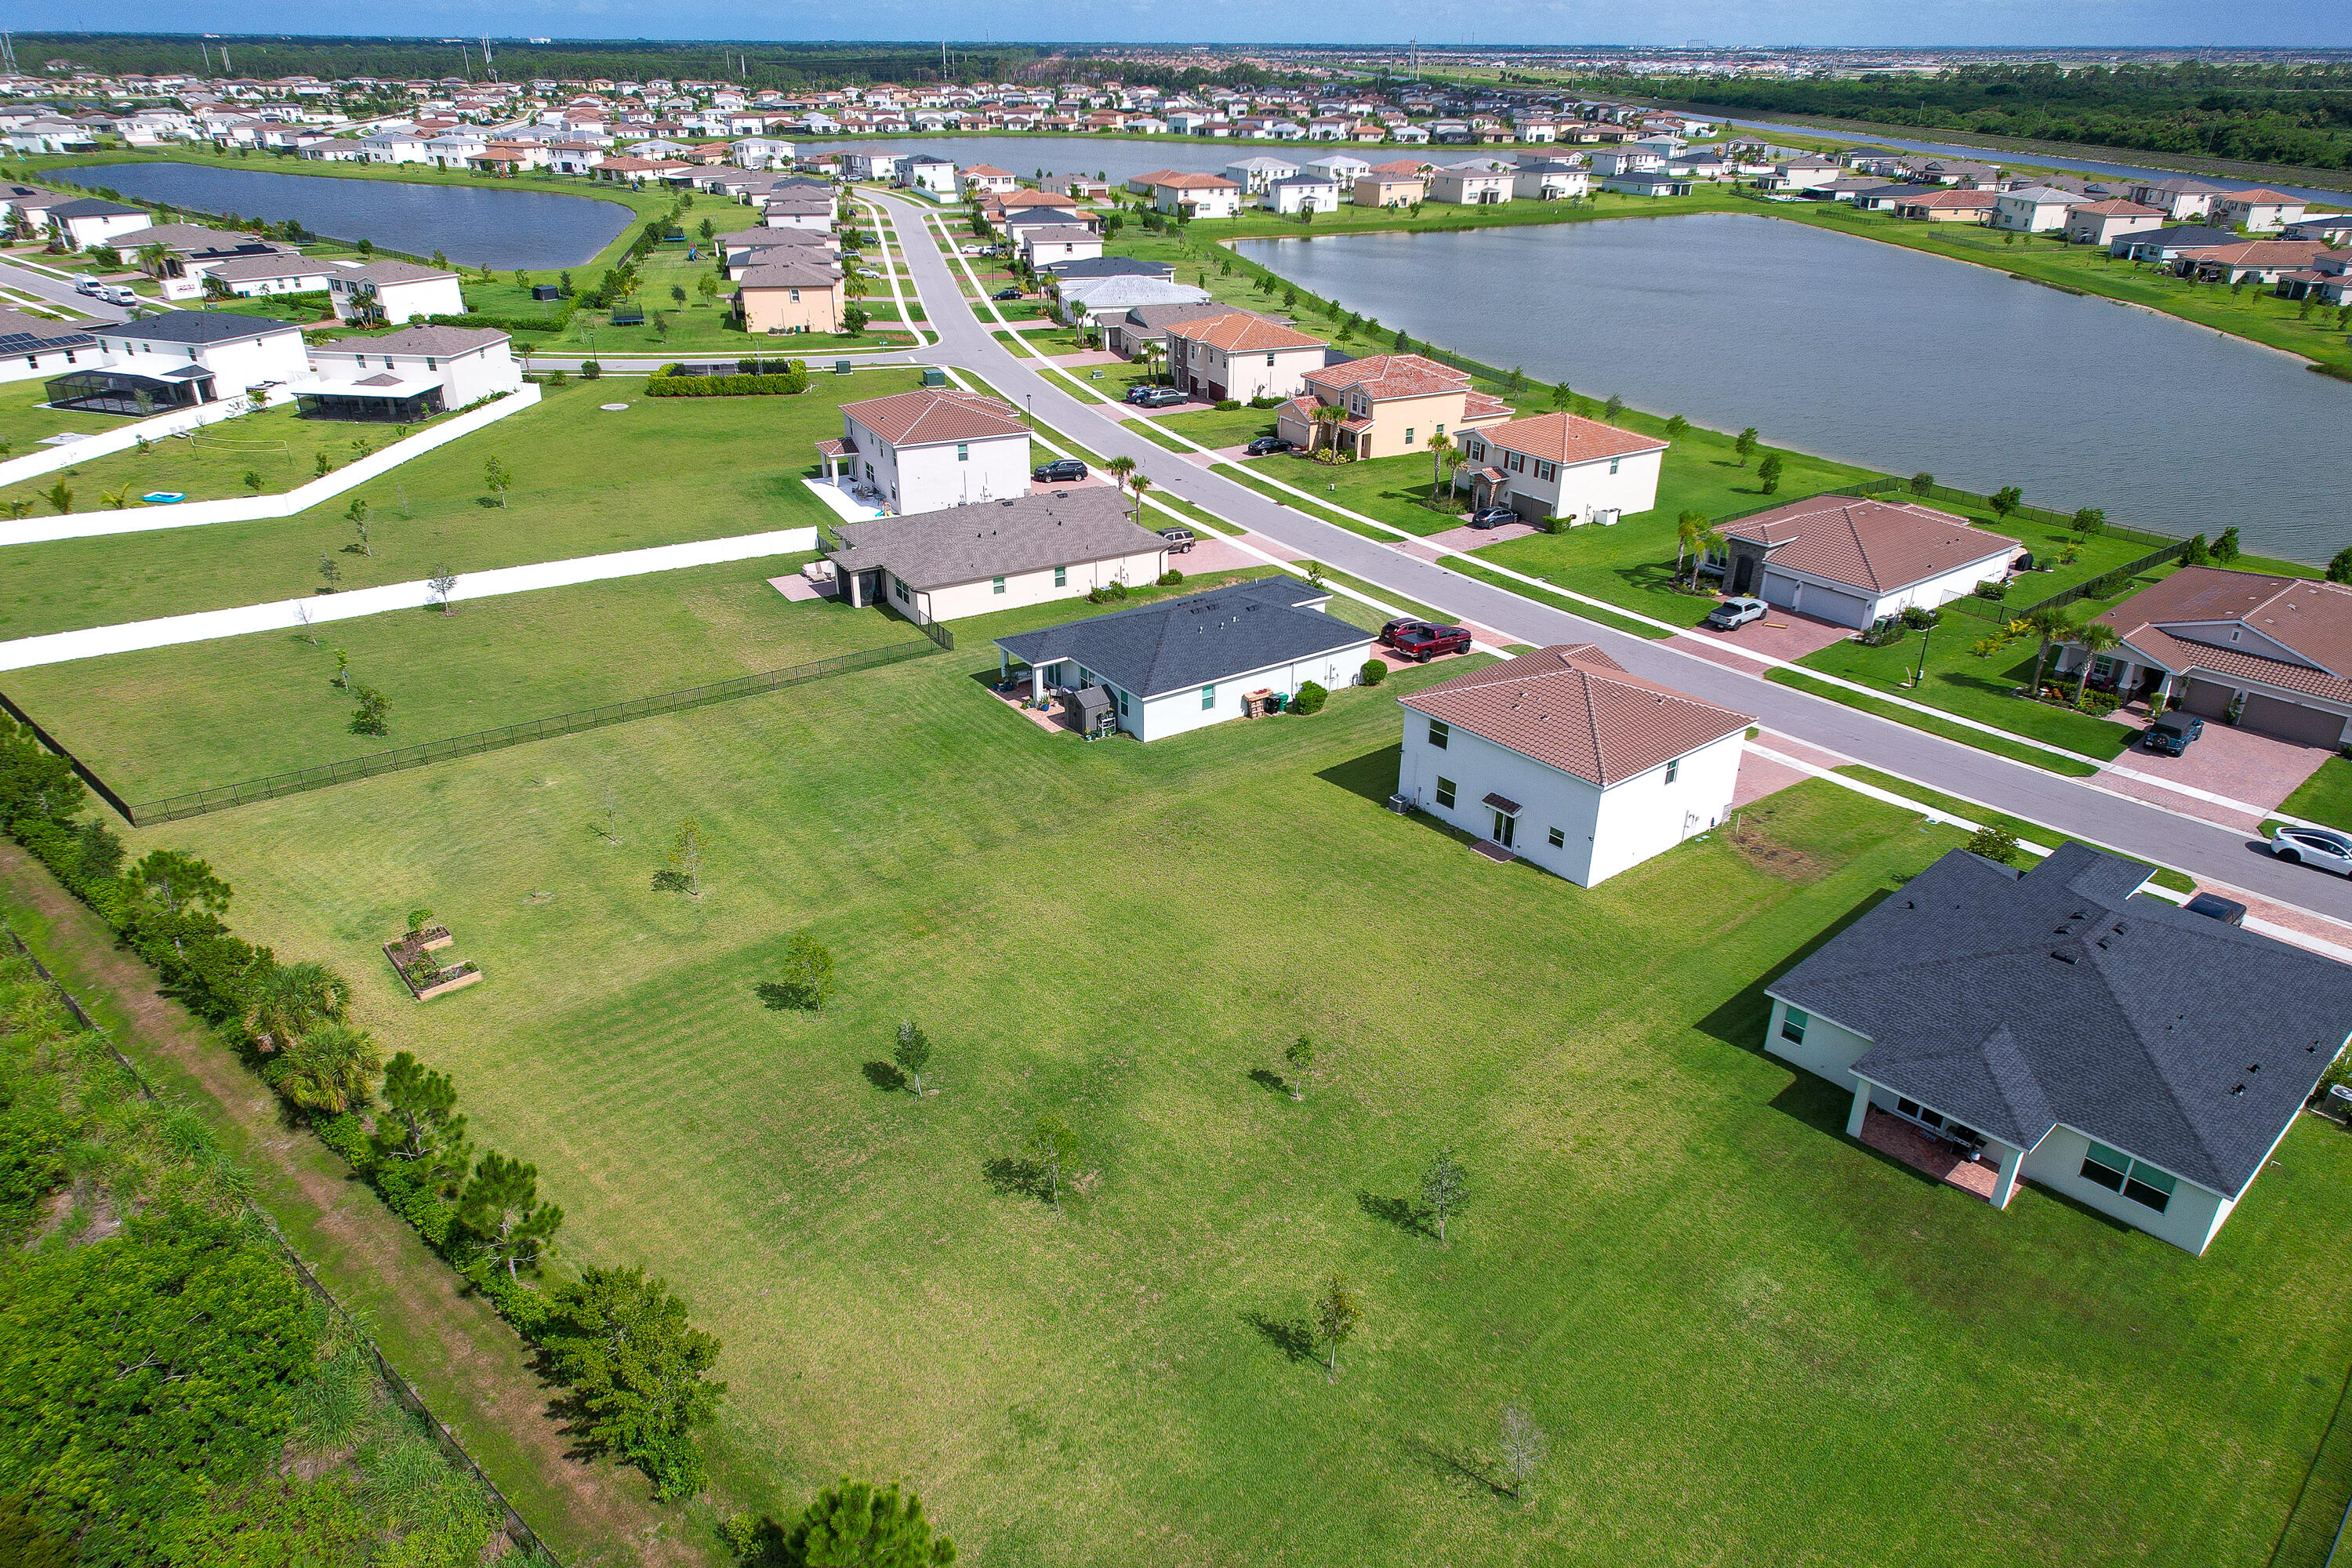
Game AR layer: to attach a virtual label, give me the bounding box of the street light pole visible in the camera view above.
[1913,615,1935,688]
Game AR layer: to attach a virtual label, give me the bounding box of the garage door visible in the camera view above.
[1806,587,1870,628]
[2180,679,2234,720]
[2240,693,2348,748]
[1760,572,1802,610]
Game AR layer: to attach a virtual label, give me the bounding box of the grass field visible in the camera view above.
[114,599,2352,1568]
[0,371,953,643]
[2281,757,2352,833]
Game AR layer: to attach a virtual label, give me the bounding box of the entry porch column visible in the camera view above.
[1989,1143,2026,1210]
[1031,661,1047,703]
[1845,1078,1871,1138]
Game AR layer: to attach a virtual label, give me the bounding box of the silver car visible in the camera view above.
[1704,597,1768,632]
[2270,826,2352,875]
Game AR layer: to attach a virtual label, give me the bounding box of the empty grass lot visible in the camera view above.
[115,604,2352,1568]
[0,372,941,643]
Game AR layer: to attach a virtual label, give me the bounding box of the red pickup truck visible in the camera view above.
[1380,618,1473,662]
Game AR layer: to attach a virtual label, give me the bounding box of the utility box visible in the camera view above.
[834,360,852,375]
[920,367,948,387]
[531,285,559,302]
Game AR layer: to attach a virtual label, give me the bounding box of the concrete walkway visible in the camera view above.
[0,526,818,672]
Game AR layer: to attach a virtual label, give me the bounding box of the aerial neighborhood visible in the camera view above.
[0,33,2347,1568]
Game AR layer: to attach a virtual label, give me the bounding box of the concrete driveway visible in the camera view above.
[1678,608,1853,665]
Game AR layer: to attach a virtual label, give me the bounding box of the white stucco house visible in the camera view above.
[1018,224,1103,268]
[1164,310,1329,403]
[47,198,153,250]
[828,488,1167,626]
[1223,155,1300,194]
[1265,175,1342,214]
[298,324,521,419]
[1152,174,1242,219]
[1764,840,2352,1255]
[0,310,97,386]
[57,310,313,413]
[1993,185,2088,233]
[1453,412,1667,526]
[1715,497,2021,628]
[995,576,1374,742]
[1395,643,1752,887]
[901,153,958,197]
[327,260,466,325]
[816,387,1032,514]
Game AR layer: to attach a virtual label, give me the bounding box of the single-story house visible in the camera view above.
[1715,497,2020,628]
[327,260,465,325]
[1395,642,1751,887]
[2063,199,2165,247]
[1265,175,1341,214]
[1164,310,1329,403]
[2111,223,2239,261]
[1100,300,1238,361]
[1893,188,1998,222]
[761,190,836,230]
[1043,255,1176,285]
[2060,567,2352,746]
[1057,275,1214,330]
[818,386,1032,514]
[994,576,1374,743]
[1601,172,1694,198]
[734,259,843,335]
[1453,412,1668,527]
[828,488,1167,626]
[195,252,339,299]
[1765,840,2352,1254]
[2170,240,2328,286]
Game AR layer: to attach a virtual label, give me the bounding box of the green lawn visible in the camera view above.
[0,372,937,643]
[118,612,2352,1568]
[1798,624,2143,759]
[1154,403,1284,450]
[2280,757,2352,832]
[0,377,123,455]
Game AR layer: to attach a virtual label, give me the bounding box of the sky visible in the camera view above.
[12,2,2350,49]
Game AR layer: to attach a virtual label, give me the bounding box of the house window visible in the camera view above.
[1201,683,1216,710]
[1537,461,1555,481]
[1896,1097,1945,1130]
[1435,776,1456,809]
[1435,424,1445,441]
[2081,1142,2176,1212]
[1547,826,1565,849]
[1780,1007,1809,1045]
[1665,758,1679,783]
[1265,352,1276,365]
[1117,690,1129,716]
[992,575,1007,594]
[1508,452,1524,473]
[1054,565,1067,587]
[958,443,970,462]
[1427,719,1449,749]
[891,576,909,602]
[1404,427,1415,445]
[1609,457,1620,475]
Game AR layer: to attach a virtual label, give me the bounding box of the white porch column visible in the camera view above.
[999,648,1010,681]
[1990,1143,2025,1209]
[1846,1079,1871,1138]
[1031,663,1045,702]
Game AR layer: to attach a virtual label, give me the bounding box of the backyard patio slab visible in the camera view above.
[1430,521,1541,552]
[767,574,834,604]
[1858,1106,1998,1202]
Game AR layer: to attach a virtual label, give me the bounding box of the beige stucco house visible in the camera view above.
[735,259,844,335]
[1275,353,1511,462]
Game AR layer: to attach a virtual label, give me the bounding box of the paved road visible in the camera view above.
[866,191,2352,924]
[0,256,129,323]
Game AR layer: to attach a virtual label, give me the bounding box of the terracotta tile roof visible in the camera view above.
[1719,498,2019,596]
[1399,644,1753,787]
[1898,189,1997,209]
[2111,623,2352,707]
[2173,241,2328,266]
[964,164,1014,176]
[2092,566,2352,679]
[1164,310,1327,353]
[1304,352,1469,401]
[1461,390,1512,422]
[840,387,1028,447]
[1467,411,1667,466]
[1152,172,1239,191]
[2072,199,2162,216]
[2220,188,2302,205]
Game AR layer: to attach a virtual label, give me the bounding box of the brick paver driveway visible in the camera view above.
[2102,713,2334,821]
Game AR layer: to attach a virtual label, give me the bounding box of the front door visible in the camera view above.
[1491,811,1515,848]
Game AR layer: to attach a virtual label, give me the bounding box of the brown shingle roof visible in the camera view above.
[841,387,1027,447]
[1399,644,1753,787]
[1468,411,1666,466]
[1164,310,1327,353]
[1719,498,2018,596]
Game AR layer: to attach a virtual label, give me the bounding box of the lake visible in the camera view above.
[1240,214,2352,565]
[55,163,633,270]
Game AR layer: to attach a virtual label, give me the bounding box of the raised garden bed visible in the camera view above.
[383,925,477,1001]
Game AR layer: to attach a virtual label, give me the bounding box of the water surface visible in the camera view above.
[1240,214,2352,564]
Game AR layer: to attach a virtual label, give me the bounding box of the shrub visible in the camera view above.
[1156,568,1184,586]
[2081,691,2120,717]
[1900,605,1938,630]
[1289,681,1328,716]
[1969,635,2009,659]
[580,360,602,379]
[1248,394,1282,408]
[1965,825,2022,864]
[1087,582,1131,604]
[1973,579,2007,601]
[1214,399,1241,411]
[644,370,808,397]
[1359,659,1388,687]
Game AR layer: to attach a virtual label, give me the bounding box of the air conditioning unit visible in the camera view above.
[1385,793,1413,815]
[1592,507,1621,528]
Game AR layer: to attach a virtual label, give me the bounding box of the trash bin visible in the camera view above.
[834,360,852,375]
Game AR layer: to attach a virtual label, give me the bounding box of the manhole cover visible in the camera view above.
[601,402,630,412]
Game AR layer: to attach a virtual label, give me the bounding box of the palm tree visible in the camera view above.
[1675,511,1707,583]
[1127,472,1153,524]
[2024,604,2077,698]
[2071,622,2124,707]
[245,960,352,1052]
[263,1022,383,1115]
[1311,403,1346,459]
[1428,431,1457,499]
[1105,455,1137,494]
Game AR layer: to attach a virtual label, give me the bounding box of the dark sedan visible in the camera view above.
[1245,436,1294,456]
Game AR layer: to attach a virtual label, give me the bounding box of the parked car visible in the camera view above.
[1123,383,1160,404]
[960,244,993,256]
[1033,458,1088,483]
[1156,526,1195,552]
[1244,436,1294,456]
[2183,891,2248,926]
[1380,619,1472,661]
[1704,597,1769,632]
[2270,825,2352,876]
[1133,387,1187,408]
[2143,711,2204,756]
[1466,506,1519,529]
[992,286,1022,300]
[101,285,136,306]
[73,278,103,297]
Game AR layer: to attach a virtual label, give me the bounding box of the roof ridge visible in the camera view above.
[1579,666,1609,784]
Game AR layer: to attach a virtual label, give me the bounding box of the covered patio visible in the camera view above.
[296,373,445,423]
[44,364,212,416]
[1846,1083,2019,1206]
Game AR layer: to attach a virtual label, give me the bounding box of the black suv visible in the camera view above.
[1033,458,1088,483]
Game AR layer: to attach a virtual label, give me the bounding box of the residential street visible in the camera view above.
[0,254,132,321]
[866,190,2352,924]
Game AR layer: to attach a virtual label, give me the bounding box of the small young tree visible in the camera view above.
[315,451,332,478]
[775,929,835,1011]
[2329,546,2352,585]
[1498,1405,1550,1503]
[1025,1112,1076,1210]
[347,496,372,553]
[350,684,390,735]
[42,481,71,516]
[599,786,622,845]
[1551,379,1570,409]
[541,1266,726,1501]
[1733,427,1757,468]
[429,564,459,614]
[484,456,512,507]
[2071,506,2105,535]
[1282,1035,1316,1101]
[670,818,706,896]
[1990,485,2024,520]
[1756,452,1784,495]
[892,1020,934,1098]
[742,1479,956,1568]
[1420,1146,1469,1247]
[458,1151,563,1282]
[1602,392,1624,422]
[1312,1274,1361,1381]
[696,272,720,306]
[372,1050,468,1167]
[1910,471,1934,496]
[1965,825,2022,865]
[332,648,352,691]
[1663,413,1689,441]
[318,552,341,590]
[293,601,319,646]
[245,470,266,495]
[2214,525,2241,562]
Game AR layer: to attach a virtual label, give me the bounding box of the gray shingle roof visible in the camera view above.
[995,577,1369,699]
[49,197,144,218]
[829,488,1164,593]
[1769,842,2352,1197]
[100,309,301,345]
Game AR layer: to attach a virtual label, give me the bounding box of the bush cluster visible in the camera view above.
[645,368,810,397]
[1289,681,1329,716]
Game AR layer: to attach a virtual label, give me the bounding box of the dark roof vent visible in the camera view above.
[2050,950,2078,964]
[2231,1083,2245,1096]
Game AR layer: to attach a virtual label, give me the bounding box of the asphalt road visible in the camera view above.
[0,256,130,322]
[866,191,2352,924]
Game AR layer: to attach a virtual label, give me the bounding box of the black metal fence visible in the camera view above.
[128,621,954,826]
[0,687,137,825]
[0,924,560,1566]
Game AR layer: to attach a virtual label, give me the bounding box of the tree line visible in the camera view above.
[0,714,726,1505]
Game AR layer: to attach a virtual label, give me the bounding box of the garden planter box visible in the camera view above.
[413,966,482,1001]
[383,928,480,1001]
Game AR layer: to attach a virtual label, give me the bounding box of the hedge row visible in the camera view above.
[646,370,810,397]
[423,310,572,335]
